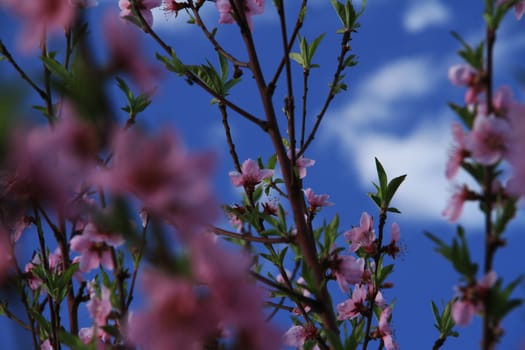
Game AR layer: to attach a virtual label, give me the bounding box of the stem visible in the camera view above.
[481,18,497,350]
[362,209,388,350]
[219,103,242,173]
[235,2,339,338]
[300,68,310,148]
[212,226,291,244]
[299,30,351,158]
[0,40,48,102]
[191,3,249,68]
[41,42,55,124]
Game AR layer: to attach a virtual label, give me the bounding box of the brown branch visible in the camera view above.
[0,40,48,100]
[235,0,339,338]
[299,29,352,158]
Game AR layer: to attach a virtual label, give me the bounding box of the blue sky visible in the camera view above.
[1,0,525,349]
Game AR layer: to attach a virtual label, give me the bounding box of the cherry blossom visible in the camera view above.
[229,159,273,188]
[215,0,264,30]
[504,101,525,198]
[87,282,113,327]
[337,284,368,320]
[304,188,334,210]
[94,128,216,236]
[442,185,473,222]
[344,212,376,254]
[0,0,78,51]
[104,14,161,90]
[377,307,399,350]
[119,0,161,27]
[70,222,124,273]
[467,113,510,165]
[332,255,364,293]
[288,149,315,179]
[497,0,525,20]
[446,122,469,180]
[283,324,319,350]
[452,271,497,326]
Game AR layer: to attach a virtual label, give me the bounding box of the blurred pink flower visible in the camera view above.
[378,307,399,350]
[448,64,482,104]
[0,0,77,51]
[337,284,368,320]
[504,102,525,198]
[467,113,510,165]
[442,185,471,222]
[229,159,273,188]
[215,0,264,30]
[190,236,282,349]
[448,64,476,86]
[344,212,376,254]
[304,188,334,210]
[87,282,113,327]
[385,222,401,258]
[126,270,219,350]
[332,255,364,293]
[94,128,216,236]
[497,0,525,19]
[119,0,161,27]
[104,14,161,90]
[5,103,99,214]
[40,339,53,350]
[283,324,319,350]
[446,122,469,180]
[452,271,497,326]
[70,222,124,272]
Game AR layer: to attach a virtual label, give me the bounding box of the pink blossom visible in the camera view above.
[446,122,469,180]
[452,300,477,326]
[190,236,282,349]
[332,255,364,293]
[504,102,525,198]
[452,271,497,326]
[87,283,113,327]
[385,222,401,258]
[344,212,376,254]
[119,0,161,27]
[126,269,220,350]
[283,324,319,349]
[0,0,77,51]
[283,325,307,348]
[304,188,334,210]
[378,307,399,350]
[79,326,111,348]
[6,109,98,213]
[104,14,161,89]
[497,0,525,19]
[337,284,368,320]
[229,159,273,188]
[70,222,124,273]
[448,64,476,86]
[215,0,264,30]
[40,339,53,350]
[467,113,510,165]
[288,149,315,179]
[492,86,514,116]
[93,128,216,236]
[442,185,471,222]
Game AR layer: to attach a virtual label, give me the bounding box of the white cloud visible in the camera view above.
[322,56,485,226]
[327,56,439,128]
[403,1,452,33]
[327,113,484,226]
